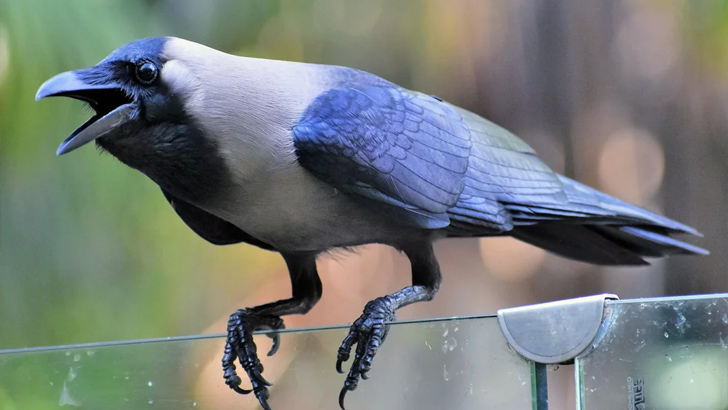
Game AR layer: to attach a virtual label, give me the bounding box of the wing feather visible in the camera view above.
[293,84,471,227]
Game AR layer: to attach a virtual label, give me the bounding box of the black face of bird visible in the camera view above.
[36,38,173,156]
[35,37,228,204]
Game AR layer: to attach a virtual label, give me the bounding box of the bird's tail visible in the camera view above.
[508,176,708,266]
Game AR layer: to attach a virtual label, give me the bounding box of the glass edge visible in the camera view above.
[574,359,585,410]
[0,313,497,354]
[608,292,728,305]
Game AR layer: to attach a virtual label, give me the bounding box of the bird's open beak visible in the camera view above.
[36,70,136,155]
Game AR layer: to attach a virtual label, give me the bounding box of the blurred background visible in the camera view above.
[1,0,727,408]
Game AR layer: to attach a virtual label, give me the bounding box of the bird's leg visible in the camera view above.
[222,252,322,410]
[336,243,441,409]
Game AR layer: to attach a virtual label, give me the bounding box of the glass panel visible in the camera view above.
[1,315,533,410]
[577,294,728,410]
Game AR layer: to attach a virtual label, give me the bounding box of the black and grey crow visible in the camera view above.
[36,37,707,410]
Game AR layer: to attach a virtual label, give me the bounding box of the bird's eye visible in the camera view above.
[134,61,158,85]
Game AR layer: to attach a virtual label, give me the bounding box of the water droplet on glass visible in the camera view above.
[58,381,81,407]
[67,367,78,381]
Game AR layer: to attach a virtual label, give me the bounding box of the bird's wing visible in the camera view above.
[293,84,472,229]
[444,107,569,233]
[446,107,698,232]
[452,107,700,231]
[293,81,701,241]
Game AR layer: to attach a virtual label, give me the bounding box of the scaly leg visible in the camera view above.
[336,243,441,409]
[222,252,322,410]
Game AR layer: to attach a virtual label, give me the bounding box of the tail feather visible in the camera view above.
[510,224,650,265]
[610,226,709,256]
[496,177,707,265]
[557,176,701,235]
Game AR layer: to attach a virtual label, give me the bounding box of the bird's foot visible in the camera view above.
[221,308,284,410]
[336,296,397,409]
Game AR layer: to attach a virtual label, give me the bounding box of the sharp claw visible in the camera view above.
[360,371,368,380]
[251,369,273,387]
[336,358,346,374]
[232,385,252,395]
[338,385,349,410]
[259,396,273,410]
[267,333,281,357]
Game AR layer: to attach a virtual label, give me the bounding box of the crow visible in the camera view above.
[36,37,707,409]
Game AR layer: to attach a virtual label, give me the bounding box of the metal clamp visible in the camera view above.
[497,293,618,364]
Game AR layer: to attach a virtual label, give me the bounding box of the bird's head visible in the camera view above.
[37,36,327,202]
[36,37,187,156]
[35,37,237,202]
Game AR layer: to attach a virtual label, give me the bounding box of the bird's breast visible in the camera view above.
[200,165,410,252]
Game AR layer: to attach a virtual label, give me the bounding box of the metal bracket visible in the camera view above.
[497,293,618,364]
